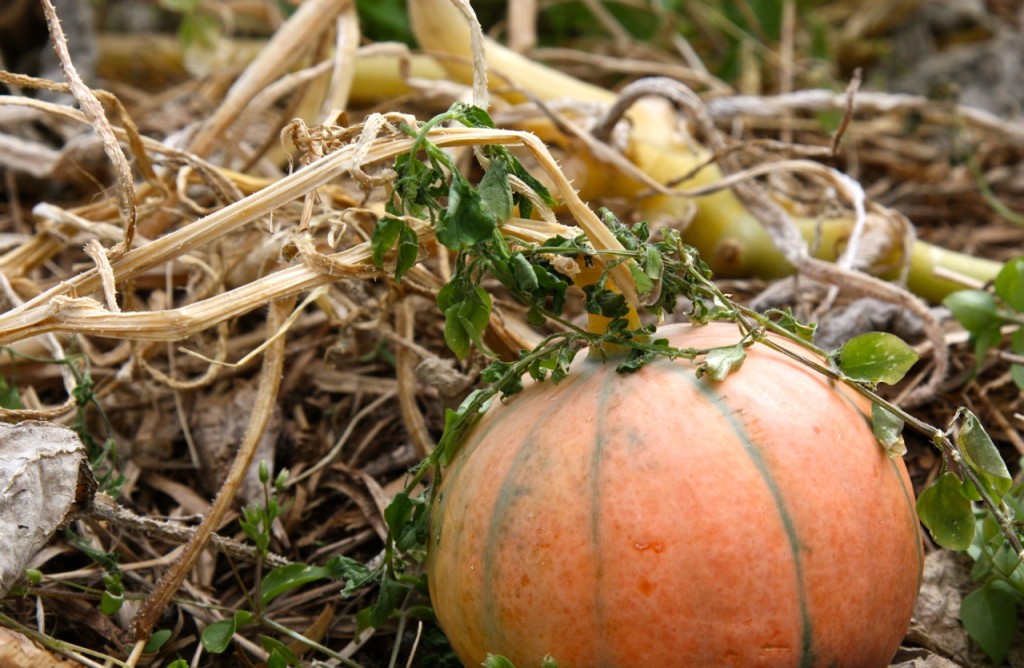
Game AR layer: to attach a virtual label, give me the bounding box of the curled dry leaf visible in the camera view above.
[906,550,1024,668]
[0,421,90,597]
[0,627,78,668]
[889,653,963,668]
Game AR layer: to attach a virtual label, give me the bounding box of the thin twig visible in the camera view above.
[449,0,489,110]
[84,492,290,568]
[39,0,137,253]
[188,0,353,157]
[395,297,436,457]
[831,68,862,155]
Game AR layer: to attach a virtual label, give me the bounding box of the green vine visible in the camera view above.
[360,102,1023,644]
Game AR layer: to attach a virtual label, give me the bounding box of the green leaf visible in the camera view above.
[441,286,493,359]
[371,217,403,269]
[957,409,1012,500]
[583,284,628,319]
[961,580,1019,665]
[260,562,333,608]
[944,290,1000,331]
[699,344,747,381]
[356,0,414,44]
[102,572,123,595]
[100,590,124,615]
[991,541,1023,578]
[971,325,1002,369]
[533,264,569,314]
[837,332,919,385]
[358,575,405,630]
[644,244,664,282]
[552,345,579,383]
[178,13,219,49]
[916,472,975,550]
[325,554,374,597]
[0,377,22,409]
[160,0,201,11]
[201,611,253,654]
[384,492,414,537]
[1012,328,1024,390]
[143,629,172,654]
[872,403,907,457]
[483,656,517,668]
[1013,327,1024,356]
[382,489,429,552]
[768,308,817,343]
[814,109,844,134]
[438,389,491,465]
[541,657,560,668]
[267,650,288,668]
[481,358,519,385]
[201,620,235,655]
[260,635,301,667]
[510,253,539,292]
[994,256,1024,311]
[478,156,513,223]
[391,152,444,219]
[437,174,497,249]
[506,154,555,208]
[1012,363,1024,391]
[396,224,420,281]
[453,103,495,129]
[627,262,655,297]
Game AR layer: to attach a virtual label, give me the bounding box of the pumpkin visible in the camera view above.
[427,321,923,667]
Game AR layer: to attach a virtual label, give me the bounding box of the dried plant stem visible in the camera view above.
[39,0,137,253]
[85,493,289,568]
[187,0,353,157]
[0,125,636,345]
[507,0,537,53]
[320,4,361,122]
[704,90,1024,144]
[395,298,435,457]
[601,77,950,405]
[410,0,612,104]
[132,298,293,641]
[448,0,489,110]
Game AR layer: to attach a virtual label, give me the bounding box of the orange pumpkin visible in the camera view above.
[427,321,922,667]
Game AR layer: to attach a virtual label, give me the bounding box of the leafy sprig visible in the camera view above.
[191,465,372,666]
[938,255,1024,663]
[944,255,1024,388]
[962,481,1024,664]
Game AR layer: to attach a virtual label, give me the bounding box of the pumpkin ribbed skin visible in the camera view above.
[428,322,923,667]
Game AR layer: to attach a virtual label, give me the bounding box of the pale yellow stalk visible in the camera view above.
[409,0,1001,303]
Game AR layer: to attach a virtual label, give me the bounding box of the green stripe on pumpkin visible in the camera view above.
[678,365,817,668]
[477,365,599,656]
[583,361,624,667]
